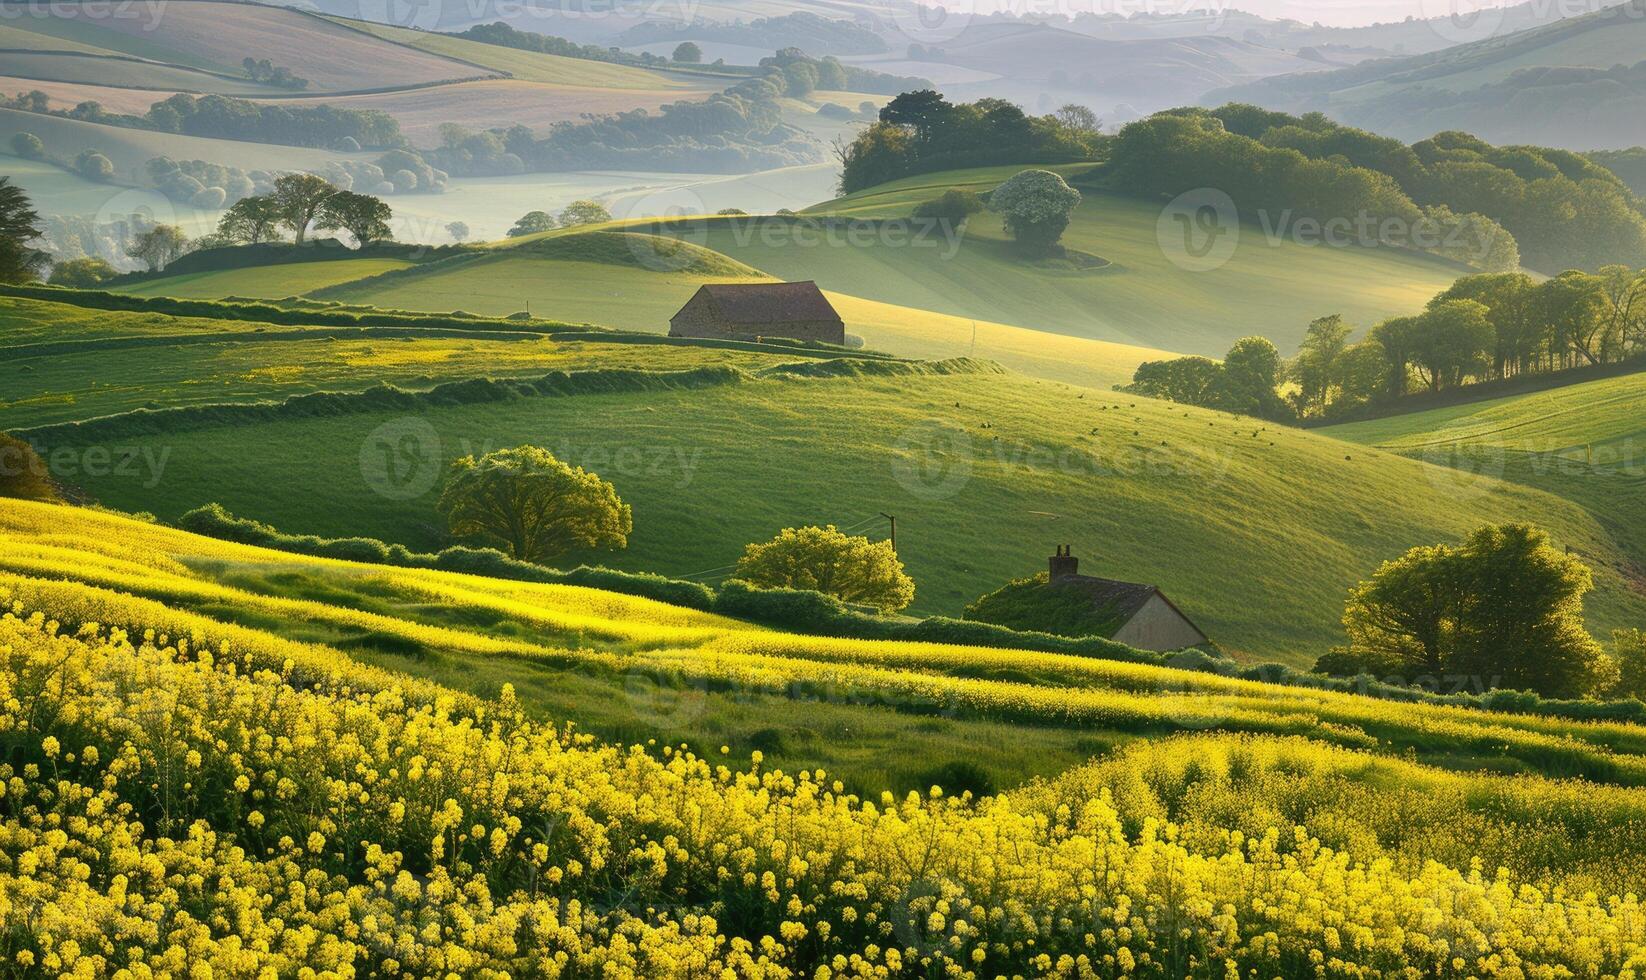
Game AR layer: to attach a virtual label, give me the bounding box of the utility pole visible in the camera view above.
[880,512,896,554]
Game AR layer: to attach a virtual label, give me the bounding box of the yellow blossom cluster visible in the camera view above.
[2,588,1646,978]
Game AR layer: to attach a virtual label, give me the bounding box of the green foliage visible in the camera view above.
[1122,336,1291,421]
[1612,629,1646,700]
[125,224,189,273]
[270,174,338,245]
[1333,523,1608,697]
[445,222,470,243]
[839,93,1104,193]
[217,196,287,246]
[0,177,48,284]
[734,525,915,613]
[912,189,986,223]
[10,132,44,160]
[0,433,59,503]
[507,211,558,237]
[73,149,114,182]
[316,191,394,248]
[438,446,632,562]
[178,502,714,609]
[672,41,702,63]
[47,256,116,288]
[559,200,612,227]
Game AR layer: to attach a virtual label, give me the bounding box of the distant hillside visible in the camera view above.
[1210,0,1646,148]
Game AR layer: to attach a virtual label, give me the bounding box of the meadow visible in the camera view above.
[13,288,1642,663]
[2,498,1646,974]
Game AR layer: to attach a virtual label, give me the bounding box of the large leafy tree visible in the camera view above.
[126,224,189,272]
[269,173,337,244]
[1335,523,1607,697]
[317,190,393,247]
[47,256,117,288]
[217,195,287,245]
[507,211,557,237]
[437,446,631,563]
[0,177,49,284]
[734,525,915,613]
[1211,336,1289,420]
[1411,299,1494,390]
[989,169,1082,254]
[559,200,612,227]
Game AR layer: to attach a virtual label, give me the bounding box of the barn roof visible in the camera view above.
[691,281,841,324]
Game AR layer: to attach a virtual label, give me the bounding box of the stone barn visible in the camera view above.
[668,281,845,345]
[1045,546,1209,652]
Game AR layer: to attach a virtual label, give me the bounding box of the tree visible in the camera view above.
[560,200,612,226]
[1334,524,1607,697]
[672,41,702,63]
[47,256,117,288]
[507,211,557,237]
[0,433,60,503]
[446,221,470,242]
[1053,104,1100,134]
[438,123,471,149]
[734,525,915,613]
[269,173,337,244]
[437,446,631,563]
[1125,356,1222,404]
[316,190,393,247]
[1289,314,1355,417]
[912,189,985,223]
[880,89,951,141]
[74,149,114,181]
[0,177,48,284]
[1212,336,1289,420]
[989,169,1082,254]
[1610,629,1646,700]
[126,225,189,272]
[216,195,286,245]
[10,132,43,160]
[1412,299,1494,390]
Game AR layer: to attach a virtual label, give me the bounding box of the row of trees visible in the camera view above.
[505,201,613,237]
[1107,110,1520,272]
[1321,524,1642,700]
[838,91,1106,193]
[210,175,394,248]
[1130,263,1646,421]
[1142,105,1646,273]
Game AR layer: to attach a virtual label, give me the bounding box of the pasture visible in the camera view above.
[12,289,1642,663]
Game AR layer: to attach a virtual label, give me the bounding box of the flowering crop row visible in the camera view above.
[4,592,1646,978]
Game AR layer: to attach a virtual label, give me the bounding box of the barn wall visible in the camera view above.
[1110,594,1207,652]
[669,294,727,339]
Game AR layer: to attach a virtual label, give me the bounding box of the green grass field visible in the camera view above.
[113,259,417,299]
[1324,370,1646,575]
[13,288,1641,665]
[751,166,1464,358]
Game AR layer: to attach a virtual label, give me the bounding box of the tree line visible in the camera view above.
[1128,262,1646,421]
[1115,105,1646,273]
[837,90,1106,193]
[1,88,402,150]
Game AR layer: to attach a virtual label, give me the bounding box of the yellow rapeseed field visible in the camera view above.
[3,499,1646,976]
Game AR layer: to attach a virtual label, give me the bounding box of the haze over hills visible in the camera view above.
[1211,0,1646,148]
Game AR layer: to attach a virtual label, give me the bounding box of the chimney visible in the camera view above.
[1049,544,1079,579]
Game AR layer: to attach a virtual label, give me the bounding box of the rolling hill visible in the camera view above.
[1323,368,1646,572]
[9,289,1644,665]
[1211,0,1646,148]
[2,497,1645,972]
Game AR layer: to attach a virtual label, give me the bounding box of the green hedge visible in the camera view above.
[178,504,717,609]
[15,366,749,444]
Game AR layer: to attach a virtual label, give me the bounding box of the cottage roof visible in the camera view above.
[1047,575,1163,624]
[690,282,841,324]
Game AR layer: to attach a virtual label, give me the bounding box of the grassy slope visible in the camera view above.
[739,165,1462,358]
[132,244,1179,389]
[1324,370,1646,579]
[22,326,1643,664]
[113,259,416,299]
[0,50,269,93]
[0,108,365,175]
[9,497,1646,811]
[341,18,713,90]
